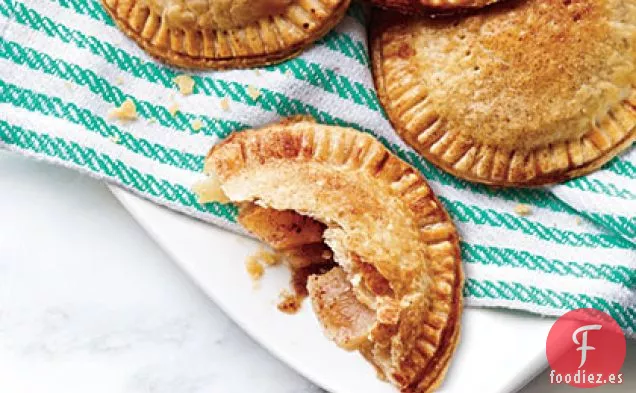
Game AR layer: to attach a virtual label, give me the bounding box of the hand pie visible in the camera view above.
[368,0,501,14]
[199,118,463,393]
[101,0,351,69]
[372,0,636,186]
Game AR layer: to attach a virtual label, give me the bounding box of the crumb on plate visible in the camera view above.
[245,256,265,282]
[253,248,283,267]
[277,290,302,314]
[244,248,285,288]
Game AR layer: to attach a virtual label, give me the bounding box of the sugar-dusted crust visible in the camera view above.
[204,118,463,393]
[102,0,350,69]
[368,0,501,14]
[372,0,636,186]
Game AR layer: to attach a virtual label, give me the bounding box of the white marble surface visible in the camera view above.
[0,150,633,393]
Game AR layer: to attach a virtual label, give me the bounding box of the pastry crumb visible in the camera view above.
[109,135,121,144]
[168,102,180,117]
[115,76,125,86]
[219,98,230,112]
[191,118,204,132]
[173,74,195,95]
[245,257,265,283]
[244,248,285,288]
[253,69,261,76]
[277,290,302,314]
[108,98,138,121]
[64,81,73,89]
[514,204,532,216]
[575,216,582,225]
[253,248,283,266]
[147,117,157,125]
[284,70,294,77]
[247,85,261,101]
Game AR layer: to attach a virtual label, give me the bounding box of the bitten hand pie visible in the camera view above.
[102,0,351,69]
[372,0,636,186]
[198,118,463,393]
[368,0,501,14]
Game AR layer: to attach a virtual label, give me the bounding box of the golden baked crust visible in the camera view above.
[368,0,501,14]
[372,0,636,186]
[102,0,351,69]
[202,118,463,393]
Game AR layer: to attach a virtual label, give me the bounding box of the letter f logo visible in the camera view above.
[572,324,602,368]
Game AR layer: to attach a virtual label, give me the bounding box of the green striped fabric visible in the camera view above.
[1,0,634,335]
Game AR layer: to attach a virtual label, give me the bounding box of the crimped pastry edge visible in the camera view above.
[371,13,636,187]
[102,0,351,69]
[205,118,463,393]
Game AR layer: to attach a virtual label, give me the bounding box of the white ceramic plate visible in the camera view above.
[110,186,555,393]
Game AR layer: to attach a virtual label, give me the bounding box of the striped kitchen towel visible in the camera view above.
[1,0,634,335]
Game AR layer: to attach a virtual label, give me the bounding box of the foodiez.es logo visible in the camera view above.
[546,308,626,388]
[572,324,602,368]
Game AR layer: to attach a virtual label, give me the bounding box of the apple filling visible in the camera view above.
[237,203,399,352]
